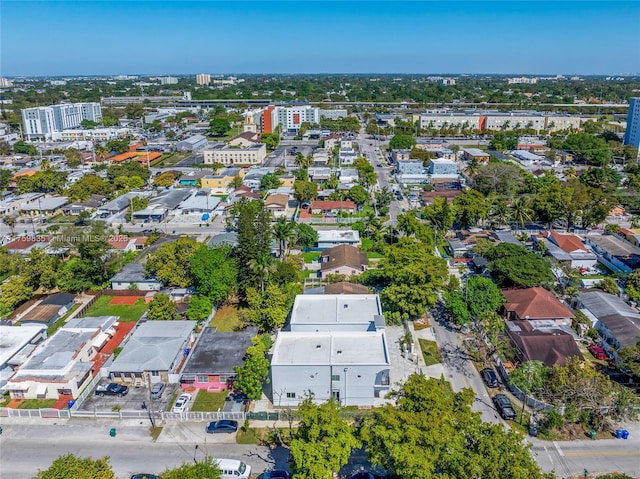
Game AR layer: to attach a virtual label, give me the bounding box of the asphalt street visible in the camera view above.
[0,419,287,479]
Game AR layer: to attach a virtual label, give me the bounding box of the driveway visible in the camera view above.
[80,383,178,413]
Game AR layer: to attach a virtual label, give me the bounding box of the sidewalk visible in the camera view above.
[407,321,446,380]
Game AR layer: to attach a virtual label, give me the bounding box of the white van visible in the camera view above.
[211,458,251,479]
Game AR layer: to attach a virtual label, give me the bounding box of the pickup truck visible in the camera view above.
[95,383,129,397]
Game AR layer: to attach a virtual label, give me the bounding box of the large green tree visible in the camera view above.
[146,294,180,321]
[185,295,213,324]
[618,342,640,380]
[233,336,270,399]
[364,239,448,321]
[361,374,550,479]
[453,189,490,228]
[145,237,200,287]
[189,245,237,303]
[234,200,273,293]
[244,283,294,332]
[34,454,114,479]
[389,134,416,150]
[466,276,505,318]
[485,243,554,288]
[290,398,361,479]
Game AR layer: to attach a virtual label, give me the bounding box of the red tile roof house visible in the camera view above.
[540,231,597,270]
[502,287,575,327]
[4,235,51,255]
[310,200,357,215]
[107,236,146,252]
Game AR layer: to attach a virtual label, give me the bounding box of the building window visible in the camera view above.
[150,370,160,377]
[286,392,296,399]
[331,374,341,381]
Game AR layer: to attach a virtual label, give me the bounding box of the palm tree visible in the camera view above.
[273,217,295,259]
[248,254,276,293]
[510,197,533,232]
[95,145,109,161]
[489,199,511,229]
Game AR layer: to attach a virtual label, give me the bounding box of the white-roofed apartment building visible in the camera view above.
[270,294,391,407]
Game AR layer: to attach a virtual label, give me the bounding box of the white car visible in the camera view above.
[171,393,192,413]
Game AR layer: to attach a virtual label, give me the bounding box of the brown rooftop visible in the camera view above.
[324,282,369,295]
[320,245,368,272]
[503,287,574,321]
[508,321,584,367]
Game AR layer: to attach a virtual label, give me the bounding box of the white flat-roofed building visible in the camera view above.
[22,102,102,140]
[316,229,361,248]
[289,294,383,332]
[5,316,118,400]
[271,294,390,407]
[176,134,208,152]
[512,150,545,166]
[0,326,46,390]
[55,127,130,142]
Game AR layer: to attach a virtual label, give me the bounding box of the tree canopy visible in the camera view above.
[34,454,114,479]
[161,461,222,479]
[485,243,554,288]
[233,336,270,400]
[145,237,201,287]
[389,134,416,150]
[146,293,180,321]
[360,374,550,479]
[189,245,237,303]
[290,398,361,479]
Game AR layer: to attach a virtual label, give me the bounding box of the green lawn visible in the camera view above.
[366,251,384,259]
[418,339,442,367]
[18,399,56,409]
[209,303,246,332]
[156,152,190,167]
[84,295,148,322]
[302,251,320,263]
[191,390,228,412]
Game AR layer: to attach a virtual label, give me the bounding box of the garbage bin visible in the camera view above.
[622,430,629,439]
[67,400,75,409]
[616,429,623,439]
[528,425,538,437]
[588,429,596,439]
[109,428,116,437]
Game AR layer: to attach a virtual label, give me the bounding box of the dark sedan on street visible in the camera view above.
[206,419,239,433]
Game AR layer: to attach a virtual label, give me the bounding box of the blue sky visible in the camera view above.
[2,1,639,76]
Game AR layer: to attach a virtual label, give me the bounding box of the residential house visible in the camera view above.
[201,167,245,190]
[108,320,197,385]
[5,316,118,399]
[539,231,597,270]
[397,159,428,184]
[338,168,358,185]
[61,194,105,216]
[462,148,490,162]
[505,320,584,367]
[180,327,258,392]
[446,229,501,258]
[308,167,332,183]
[4,235,51,255]
[110,263,162,291]
[264,193,289,217]
[178,170,209,187]
[502,287,575,327]
[20,293,77,327]
[324,282,370,295]
[309,200,356,216]
[96,191,152,218]
[338,148,357,166]
[271,294,390,406]
[0,193,44,216]
[317,229,361,248]
[21,196,69,217]
[132,188,194,223]
[585,234,640,273]
[577,291,640,356]
[319,245,368,278]
[313,150,329,166]
[391,149,411,162]
[175,190,220,216]
[0,325,47,390]
[107,236,147,252]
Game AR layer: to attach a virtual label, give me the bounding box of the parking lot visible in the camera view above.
[80,382,179,412]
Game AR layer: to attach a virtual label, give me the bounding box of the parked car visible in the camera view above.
[264,471,290,479]
[95,383,129,397]
[206,420,238,434]
[588,343,608,360]
[210,458,251,479]
[492,394,517,420]
[150,382,166,400]
[171,393,192,413]
[481,368,499,388]
[130,475,159,479]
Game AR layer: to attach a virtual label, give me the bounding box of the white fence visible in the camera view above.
[0,408,247,422]
[70,371,108,411]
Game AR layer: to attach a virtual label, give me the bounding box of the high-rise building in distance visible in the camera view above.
[196,73,211,85]
[21,103,102,140]
[624,97,640,150]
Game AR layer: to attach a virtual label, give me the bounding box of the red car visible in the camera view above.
[588,344,607,360]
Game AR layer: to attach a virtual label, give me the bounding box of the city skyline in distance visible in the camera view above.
[2,1,640,76]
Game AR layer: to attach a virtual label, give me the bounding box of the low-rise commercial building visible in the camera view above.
[203,142,266,166]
